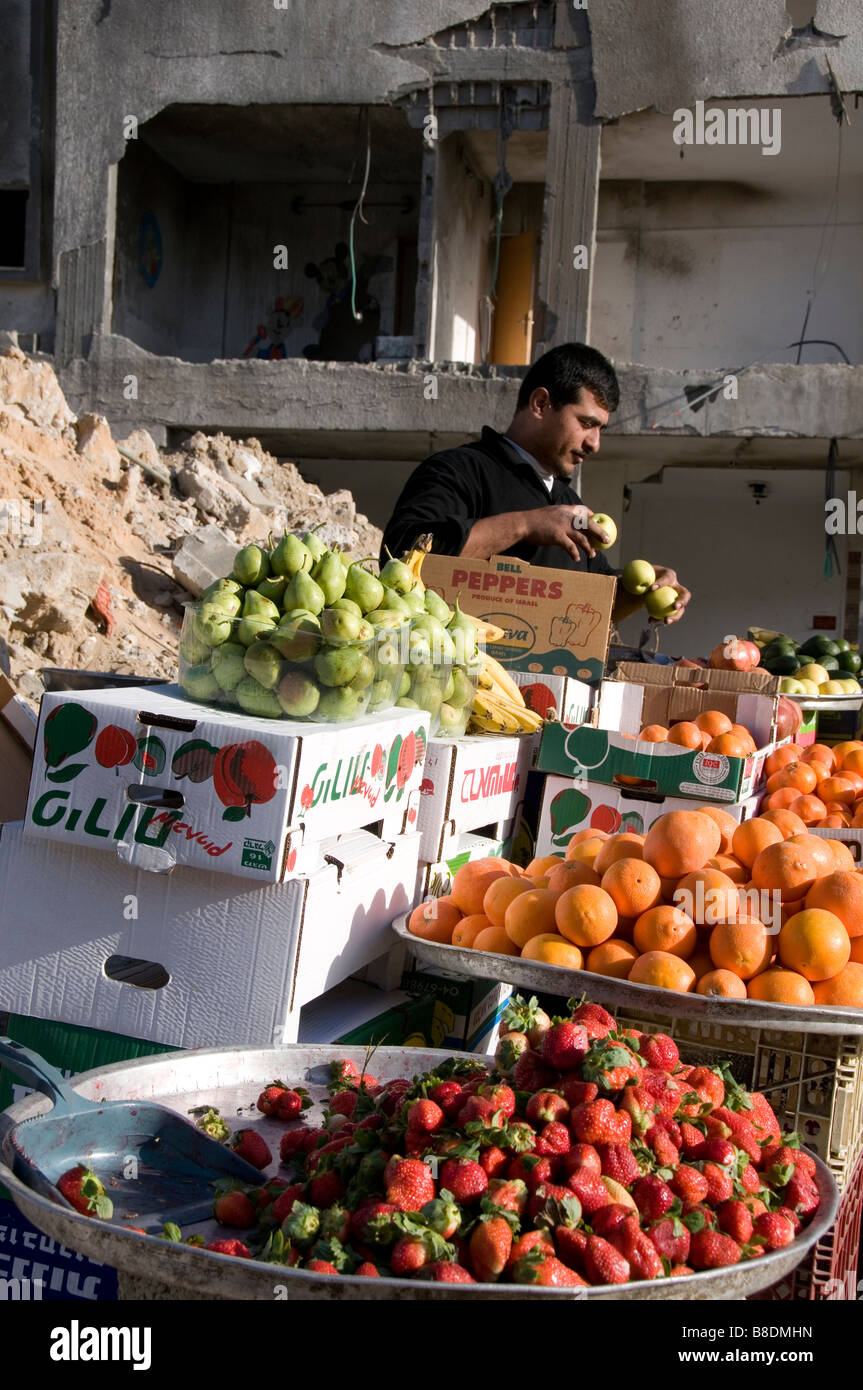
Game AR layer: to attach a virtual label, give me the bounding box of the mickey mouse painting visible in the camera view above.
[243,295,304,360]
[303,240,386,362]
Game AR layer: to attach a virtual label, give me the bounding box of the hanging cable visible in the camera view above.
[349,109,372,322]
[824,437,841,579]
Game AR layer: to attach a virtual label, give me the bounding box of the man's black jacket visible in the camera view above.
[381,426,618,574]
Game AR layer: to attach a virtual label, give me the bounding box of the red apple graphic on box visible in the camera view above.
[300,784,314,812]
[95,725,137,773]
[213,741,279,822]
[591,805,622,834]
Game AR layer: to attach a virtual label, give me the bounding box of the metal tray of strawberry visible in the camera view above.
[0,1035,838,1300]
[391,915,863,1036]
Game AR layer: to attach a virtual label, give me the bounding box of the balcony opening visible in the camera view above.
[112,104,423,364]
[593,95,861,369]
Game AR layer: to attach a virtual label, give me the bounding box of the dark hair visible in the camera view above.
[516,343,620,413]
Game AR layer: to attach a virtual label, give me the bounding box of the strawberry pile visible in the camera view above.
[163,1002,822,1285]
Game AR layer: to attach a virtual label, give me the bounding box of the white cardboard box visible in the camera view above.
[536,775,762,859]
[416,732,536,862]
[0,822,420,1049]
[23,684,430,882]
[415,829,514,900]
[510,670,593,726]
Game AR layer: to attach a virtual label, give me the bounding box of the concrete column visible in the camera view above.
[55,160,116,364]
[55,239,107,364]
[535,80,601,352]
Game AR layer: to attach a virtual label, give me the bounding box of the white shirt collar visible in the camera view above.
[503,435,555,492]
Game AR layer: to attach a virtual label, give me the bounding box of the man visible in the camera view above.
[382,343,690,625]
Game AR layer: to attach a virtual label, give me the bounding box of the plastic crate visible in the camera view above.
[614,1007,863,1190]
[752,1148,863,1301]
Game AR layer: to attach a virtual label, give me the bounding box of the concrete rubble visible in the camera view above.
[0,347,382,706]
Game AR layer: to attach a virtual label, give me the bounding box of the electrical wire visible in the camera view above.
[824,437,840,579]
[349,111,372,322]
[796,118,844,362]
[613,337,851,432]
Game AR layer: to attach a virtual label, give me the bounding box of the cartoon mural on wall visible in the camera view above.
[243,295,304,360]
[303,241,390,362]
[137,211,163,288]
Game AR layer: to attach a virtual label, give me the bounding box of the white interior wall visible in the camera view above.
[613,466,852,656]
[594,96,863,370]
[431,136,492,364]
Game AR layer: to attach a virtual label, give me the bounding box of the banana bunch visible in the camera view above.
[468,653,544,735]
[404,539,506,640]
[748,626,794,649]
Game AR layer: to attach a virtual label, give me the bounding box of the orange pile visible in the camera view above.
[406,816,863,1010]
[636,708,758,757]
[761,740,863,830]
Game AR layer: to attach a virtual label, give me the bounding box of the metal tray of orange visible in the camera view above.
[391,915,863,1035]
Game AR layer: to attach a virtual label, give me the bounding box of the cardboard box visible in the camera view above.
[811,826,863,865]
[510,669,593,725]
[0,674,37,824]
[536,776,762,859]
[297,979,443,1048]
[416,829,515,900]
[538,665,781,802]
[23,684,430,882]
[816,706,863,745]
[400,967,511,1053]
[0,1199,118,1301]
[0,822,420,1049]
[0,1012,177,1301]
[422,553,615,682]
[416,731,536,862]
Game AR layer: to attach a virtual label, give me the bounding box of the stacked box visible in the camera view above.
[537,776,762,859]
[0,1012,178,1302]
[422,553,615,683]
[23,685,430,882]
[510,669,593,726]
[400,967,511,1054]
[297,979,443,1048]
[0,821,421,1049]
[538,665,783,804]
[416,731,536,865]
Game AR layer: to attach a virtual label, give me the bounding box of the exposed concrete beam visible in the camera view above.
[57,336,863,452]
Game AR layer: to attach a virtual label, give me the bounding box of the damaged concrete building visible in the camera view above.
[3,0,863,650]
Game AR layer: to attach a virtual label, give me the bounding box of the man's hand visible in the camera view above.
[523,505,609,562]
[649,566,691,625]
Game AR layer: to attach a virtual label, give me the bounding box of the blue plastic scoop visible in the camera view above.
[0,1038,262,1230]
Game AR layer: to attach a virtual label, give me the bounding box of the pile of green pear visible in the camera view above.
[178,530,482,730]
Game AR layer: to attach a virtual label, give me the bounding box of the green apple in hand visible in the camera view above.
[621,559,656,595]
[644,585,680,620]
[590,513,617,549]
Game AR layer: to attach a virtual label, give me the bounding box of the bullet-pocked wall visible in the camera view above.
[592,96,863,370]
[111,104,423,364]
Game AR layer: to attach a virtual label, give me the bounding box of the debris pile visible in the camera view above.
[0,348,381,705]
